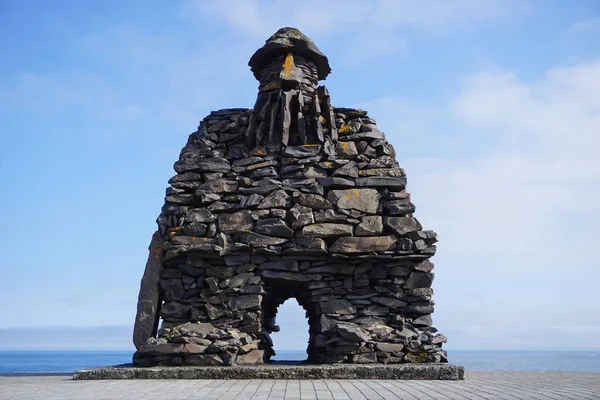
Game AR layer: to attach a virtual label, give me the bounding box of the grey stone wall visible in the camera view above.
[133,27,448,367]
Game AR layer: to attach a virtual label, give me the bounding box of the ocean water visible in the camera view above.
[273,351,600,372]
[0,350,599,373]
[0,351,133,374]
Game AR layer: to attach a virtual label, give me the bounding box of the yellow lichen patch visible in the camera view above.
[203,237,208,241]
[174,226,181,231]
[153,248,162,259]
[407,352,428,363]
[338,124,352,133]
[344,190,360,200]
[340,142,348,149]
[260,81,281,91]
[281,53,295,79]
[319,115,326,124]
[191,237,196,241]
[256,149,264,155]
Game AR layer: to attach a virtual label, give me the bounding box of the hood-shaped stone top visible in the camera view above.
[245,28,337,148]
[249,27,331,81]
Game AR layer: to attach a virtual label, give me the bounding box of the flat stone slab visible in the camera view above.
[73,363,464,380]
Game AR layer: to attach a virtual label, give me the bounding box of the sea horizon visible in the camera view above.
[1,350,599,374]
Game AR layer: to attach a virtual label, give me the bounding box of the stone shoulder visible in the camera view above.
[333,107,385,142]
[162,104,437,261]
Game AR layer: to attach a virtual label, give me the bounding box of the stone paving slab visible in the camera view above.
[73,364,464,380]
[1,371,599,399]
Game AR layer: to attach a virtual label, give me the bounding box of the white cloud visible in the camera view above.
[346,60,600,260]
[358,59,600,349]
[76,26,187,69]
[1,1,531,126]
[182,0,368,38]
[567,17,600,36]
[185,0,526,37]
[0,24,257,130]
[453,63,600,152]
[370,0,528,29]
[395,60,600,258]
[182,0,527,60]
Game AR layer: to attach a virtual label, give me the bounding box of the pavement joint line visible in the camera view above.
[365,380,398,400]
[398,380,438,400]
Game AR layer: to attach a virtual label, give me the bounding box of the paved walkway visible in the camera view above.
[1,371,599,399]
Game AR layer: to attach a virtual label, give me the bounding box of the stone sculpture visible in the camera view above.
[132,27,448,367]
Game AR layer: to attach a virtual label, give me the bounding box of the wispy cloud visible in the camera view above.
[182,0,528,60]
[396,59,600,257]
[356,58,600,350]
[185,0,528,37]
[567,17,600,36]
[0,26,255,132]
[545,325,600,332]
[369,0,529,29]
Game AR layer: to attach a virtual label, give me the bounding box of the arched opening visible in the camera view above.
[269,298,309,362]
[259,270,323,364]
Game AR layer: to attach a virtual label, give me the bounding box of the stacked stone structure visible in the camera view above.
[133,28,448,367]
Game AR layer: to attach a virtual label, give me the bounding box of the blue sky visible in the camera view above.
[1,0,599,351]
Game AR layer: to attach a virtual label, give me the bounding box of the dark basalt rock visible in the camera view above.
[327,189,381,214]
[249,27,331,81]
[317,177,355,188]
[301,223,353,238]
[293,192,333,210]
[355,216,383,236]
[255,218,294,237]
[133,27,450,369]
[217,210,253,233]
[356,177,407,188]
[329,236,397,254]
[133,232,165,350]
[384,216,421,236]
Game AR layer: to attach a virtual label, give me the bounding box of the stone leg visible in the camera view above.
[133,231,165,350]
